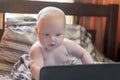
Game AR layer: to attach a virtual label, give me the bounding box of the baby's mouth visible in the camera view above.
[49,44,55,46]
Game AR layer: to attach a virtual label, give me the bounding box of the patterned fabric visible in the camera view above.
[11,54,33,80]
[1,26,37,52]
[0,75,12,80]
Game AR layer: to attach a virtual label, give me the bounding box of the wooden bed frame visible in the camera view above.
[0,0,119,61]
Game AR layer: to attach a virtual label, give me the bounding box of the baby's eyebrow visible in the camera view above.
[56,33,65,34]
[39,32,49,35]
[42,33,49,34]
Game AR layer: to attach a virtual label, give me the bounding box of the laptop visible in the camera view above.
[40,63,120,80]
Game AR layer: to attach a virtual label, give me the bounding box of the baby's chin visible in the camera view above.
[45,44,61,51]
[43,45,56,51]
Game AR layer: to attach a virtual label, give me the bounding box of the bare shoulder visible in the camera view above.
[63,38,78,53]
[63,38,87,57]
[63,38,77,47]
[30,41,41,53]
[63,38,74,43]
[63,38,86,50]
[29,41,43,59]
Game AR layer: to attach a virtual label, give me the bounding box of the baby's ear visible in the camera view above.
[34,26,39,35]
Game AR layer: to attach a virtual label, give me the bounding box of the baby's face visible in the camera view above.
[37,15,65,51]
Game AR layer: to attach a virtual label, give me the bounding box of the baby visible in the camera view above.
[30,6,95,80]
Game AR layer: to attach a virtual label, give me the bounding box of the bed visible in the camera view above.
[0,0,119,79]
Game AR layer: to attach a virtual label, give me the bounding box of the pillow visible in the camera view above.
[0,45,27,72]
[1,26,38,44]
[5,18,24,26]
[22,16,37,21]
[0,45,25,64]
[65,24,81,40]
[5,17,36,27]
[1,26,38,52]
[1,40,32,52]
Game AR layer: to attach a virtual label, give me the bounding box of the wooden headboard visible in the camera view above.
[0,0,119,61]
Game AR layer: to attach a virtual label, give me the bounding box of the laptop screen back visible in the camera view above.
[40,63,120,80]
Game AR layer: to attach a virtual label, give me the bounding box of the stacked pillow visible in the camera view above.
[1,26,37,52]
[0,25,37,72]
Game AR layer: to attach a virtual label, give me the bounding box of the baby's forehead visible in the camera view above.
[37,7,66,29]
[37,7,65,20]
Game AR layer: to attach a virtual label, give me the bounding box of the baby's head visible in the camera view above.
[36,7,66,51]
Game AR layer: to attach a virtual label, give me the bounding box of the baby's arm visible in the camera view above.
[64,39,94,64]
[29,42,44,80]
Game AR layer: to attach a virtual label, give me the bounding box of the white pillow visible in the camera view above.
[1,26,38,45]
[1,26,38,52]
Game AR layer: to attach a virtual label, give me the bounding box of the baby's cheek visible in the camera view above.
[57,38,64,44]
[57,40,63,46]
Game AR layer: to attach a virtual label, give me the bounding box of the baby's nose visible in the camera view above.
[50,35,56,41]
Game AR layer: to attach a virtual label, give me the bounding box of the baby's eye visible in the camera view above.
[55,34,61,36]
[43,33,49,36]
